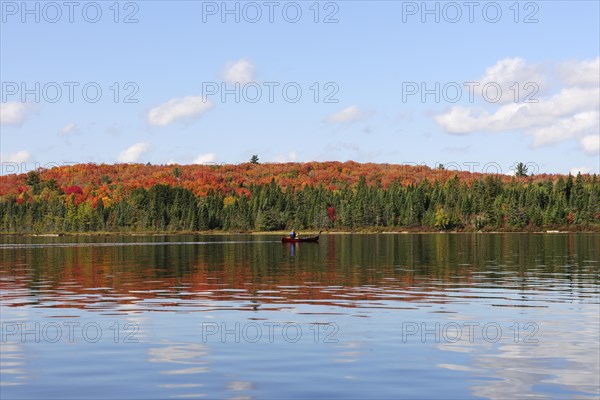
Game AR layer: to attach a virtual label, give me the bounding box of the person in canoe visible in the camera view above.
[289,229,297,239]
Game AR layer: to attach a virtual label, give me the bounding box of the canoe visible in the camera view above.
[281,235,319,243]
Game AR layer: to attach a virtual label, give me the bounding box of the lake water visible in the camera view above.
[1,233,598,399]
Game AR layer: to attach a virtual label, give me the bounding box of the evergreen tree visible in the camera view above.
[515,162,528,177]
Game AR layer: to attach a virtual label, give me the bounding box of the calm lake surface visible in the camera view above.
[1,233,598,399]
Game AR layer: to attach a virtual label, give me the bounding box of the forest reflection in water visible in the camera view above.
[1,233,598,399]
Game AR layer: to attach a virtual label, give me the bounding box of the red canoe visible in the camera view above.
[281,235,319,243]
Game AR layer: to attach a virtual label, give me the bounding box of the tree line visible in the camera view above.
[1,172,598,233]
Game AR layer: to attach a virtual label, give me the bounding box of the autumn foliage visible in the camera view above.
[0,162,598,233]
[0,161,566,200]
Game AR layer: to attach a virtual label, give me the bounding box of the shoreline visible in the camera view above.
[1,227,599,237]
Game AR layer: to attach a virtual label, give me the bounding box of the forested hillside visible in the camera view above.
[1,162,598,233]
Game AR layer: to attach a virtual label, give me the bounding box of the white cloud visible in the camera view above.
[570,167,591,175]
[193,153,217,164]
[148,96,213,126]
[434,106,489,134]
[222,59,256,84]
[580,134,599,156]
[557,57,600,87]
[0,102,34,126]
[436,87,599,135]
[273,151,298,163]
[325,105,366,123]
[478,57,546,103]
[434,58,600,155]
[59,122,78,136]
[530,111,599,147]
[118,142,151,163]
[1,150,32,163]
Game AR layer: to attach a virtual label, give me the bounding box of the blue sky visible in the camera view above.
[1,0,599,175]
